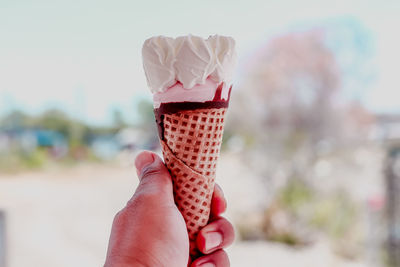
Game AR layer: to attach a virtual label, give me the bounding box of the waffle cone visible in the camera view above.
[158,107,227,258]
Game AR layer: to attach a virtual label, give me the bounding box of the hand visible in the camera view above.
[104,151,235,267]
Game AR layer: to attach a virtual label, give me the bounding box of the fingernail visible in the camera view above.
[198,263,215,267]
[134,152,155,179]
[204,232,222,252]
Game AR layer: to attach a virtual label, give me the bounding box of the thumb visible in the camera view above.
[134,151,174,202]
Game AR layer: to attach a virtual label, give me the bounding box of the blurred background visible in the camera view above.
[1,0,400,266]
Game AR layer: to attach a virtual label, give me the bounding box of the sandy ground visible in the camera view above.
[0,154,368,267]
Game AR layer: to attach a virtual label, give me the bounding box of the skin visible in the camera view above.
[104,151,235,267]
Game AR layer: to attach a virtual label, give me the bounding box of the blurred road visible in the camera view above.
[0,154,368,267]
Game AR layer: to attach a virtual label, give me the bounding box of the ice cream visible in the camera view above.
[142,34,236,260]
[142,35,236,107]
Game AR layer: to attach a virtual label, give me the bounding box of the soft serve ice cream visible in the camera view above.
[142,35,237,107]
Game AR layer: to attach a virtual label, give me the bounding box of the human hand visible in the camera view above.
[104,151,234,267]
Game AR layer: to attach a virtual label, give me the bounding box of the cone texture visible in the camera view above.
[159,107,227,257]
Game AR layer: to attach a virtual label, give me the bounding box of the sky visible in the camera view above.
[0,0,399,125]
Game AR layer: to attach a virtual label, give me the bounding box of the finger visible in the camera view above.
[191,249,229,267]
[133,151,173,202]
[134,150,156,178]
[210,184,227,218]
[196,217,235,254]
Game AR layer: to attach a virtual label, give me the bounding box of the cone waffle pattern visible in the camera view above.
[160,108,227,257]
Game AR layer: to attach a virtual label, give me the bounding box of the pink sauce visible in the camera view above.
[153,78,231,108]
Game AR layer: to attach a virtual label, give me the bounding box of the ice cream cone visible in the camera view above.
[156,107,227,257]
[142,34,236,261]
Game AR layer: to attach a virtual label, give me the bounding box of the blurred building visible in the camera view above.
[90,135,120,160]
[0,128,68,157]
[372,114,400,144]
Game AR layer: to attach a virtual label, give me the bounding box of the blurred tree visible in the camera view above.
[137,99,155,125]
[112,108,126,130]
[0,110,30,130]
[34,109,70,136]
[135,99,159,149]
[229,29,341,184]
[239,29,340,143]
[228,27,373,202]
[226,27,373,250]
[32,109,89,146]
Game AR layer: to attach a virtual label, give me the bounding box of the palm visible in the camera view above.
[139,197,189,266]
[106,180,189,266]
[105,152,233,267]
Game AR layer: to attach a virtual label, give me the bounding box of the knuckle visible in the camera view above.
[216,249,230,266]
[112,209,127,226]
[220,217,233,229]
[207,218,235,247]
[140,165,164,180]
[221,219,235,245]
[127,192,152,208]
[132,190,156,203]
[127,190,161,210]
[224,219,235,233]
